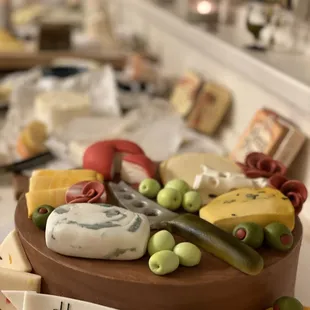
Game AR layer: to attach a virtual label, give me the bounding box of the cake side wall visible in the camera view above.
[17,227,302,310]
[113,0,310,222]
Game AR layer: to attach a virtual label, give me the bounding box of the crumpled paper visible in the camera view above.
[50,97,227,166]
[0,64,119,165]
[0,64,227,169]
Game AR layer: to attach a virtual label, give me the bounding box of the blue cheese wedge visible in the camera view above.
[45,203,150,260]
[199,188,295,232]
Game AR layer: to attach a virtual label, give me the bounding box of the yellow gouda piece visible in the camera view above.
[32,169,103,182]
[26,188,67,217]
[29,171,103,191]
[199,188,295,232]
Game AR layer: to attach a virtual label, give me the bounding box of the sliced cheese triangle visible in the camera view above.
[0,231,32,272]
[1,291,25,310]
[0,267,41,292]
[0,291,18,310]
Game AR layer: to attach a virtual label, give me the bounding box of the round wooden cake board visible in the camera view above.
[15,195,302,310]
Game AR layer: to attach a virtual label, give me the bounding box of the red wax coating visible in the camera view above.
[38,208,48,214]
[280,234,293,246]
[235,228,246,240]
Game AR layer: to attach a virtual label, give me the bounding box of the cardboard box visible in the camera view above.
[230,108,305,167]
[186,82,232,135]
[169,71,202,117]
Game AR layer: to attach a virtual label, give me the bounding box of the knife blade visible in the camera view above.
[108,181,264,276]
[108,181,178,228]
[0,151,54,175]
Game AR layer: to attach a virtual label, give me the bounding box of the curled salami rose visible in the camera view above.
[66,181,107,204]
[237,152,287,178]
[269,175,308,214]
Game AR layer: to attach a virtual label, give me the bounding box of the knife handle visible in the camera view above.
[165,213,264,276]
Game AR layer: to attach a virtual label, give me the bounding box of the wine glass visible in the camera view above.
[246,1,274,51]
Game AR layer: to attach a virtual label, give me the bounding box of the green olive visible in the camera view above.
[264,222,293,252]
[273,296,303,310]
[232,222,264,249]
[32,205,54,231]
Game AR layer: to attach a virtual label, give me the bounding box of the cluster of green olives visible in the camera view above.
[31,205,55,231]
[232,222,293,251]
[147,230,202,276]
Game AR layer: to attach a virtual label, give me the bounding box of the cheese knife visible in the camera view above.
[0,151,54,175]
[108,181,264,276]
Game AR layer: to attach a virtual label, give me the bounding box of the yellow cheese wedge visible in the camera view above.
[199,188,295,233]
[29,170,103,191]
[26,188,68,218]
[32,169,103,182]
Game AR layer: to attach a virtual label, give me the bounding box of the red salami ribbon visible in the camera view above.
[237,152,287,178]
[65,181,107,204]
[268,175,308,214]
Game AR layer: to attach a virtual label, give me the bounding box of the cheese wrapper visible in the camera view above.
[32,169,103,182]
[26,188,68,217]
[29,171,103,191]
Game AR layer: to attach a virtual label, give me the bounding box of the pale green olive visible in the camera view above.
[182,191,202,213]
[139,178,161,199]
[165,179,190,196]
[173,242,201,267]
[148,230,176,256]
[157,188,182,211]
[148,250,179,276]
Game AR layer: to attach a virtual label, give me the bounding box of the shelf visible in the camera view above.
[0,50,127,71]
[133,0,310,113]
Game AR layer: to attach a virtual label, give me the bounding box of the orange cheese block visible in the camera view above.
[26,188,68,218]
[29,171,103,191]
[32,169,103,181]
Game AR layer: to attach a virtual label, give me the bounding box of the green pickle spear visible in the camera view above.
[164,214,264,276]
